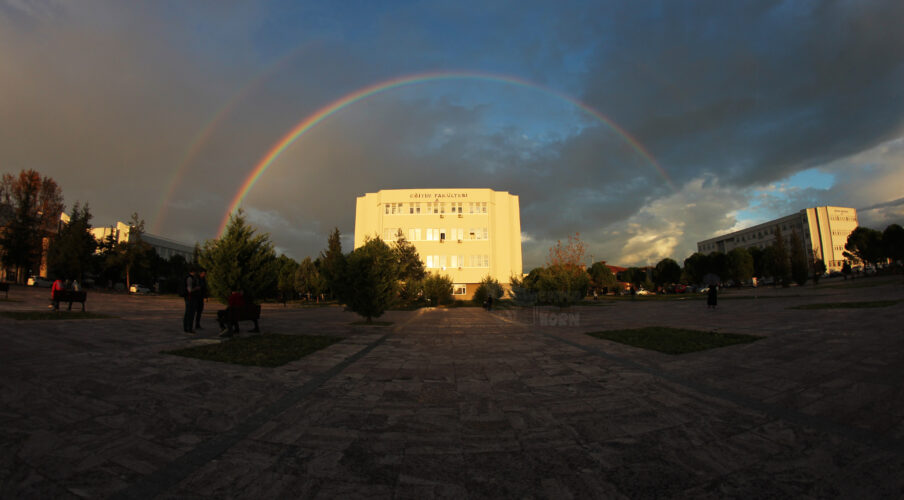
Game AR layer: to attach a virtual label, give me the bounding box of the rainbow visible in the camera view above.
[151,43,317,234]
[218,70,673,236]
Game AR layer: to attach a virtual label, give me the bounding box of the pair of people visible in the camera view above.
[182,269,207,333]
[217,289,259,337]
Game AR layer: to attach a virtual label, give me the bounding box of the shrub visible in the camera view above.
[422,273,453,305]
[472,276,504,306]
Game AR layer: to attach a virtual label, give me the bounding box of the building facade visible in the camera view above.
[354,189,523,299]
[90,222,195,261]
[697,206,858,272]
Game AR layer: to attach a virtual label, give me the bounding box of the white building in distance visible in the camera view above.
[697,206,858,272]
[355,188,523,299]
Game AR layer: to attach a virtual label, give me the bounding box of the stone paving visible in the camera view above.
[1,277,903,498]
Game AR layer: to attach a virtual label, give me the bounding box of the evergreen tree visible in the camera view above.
[772,226,791,286]
[472,275,504,306]
[47,202,96,282]
[198,209,278,301]
[843,226,884,266]
[727,247,754,286]
[0,170,64,282]
[393,230,426,303]
[276,255,299,304]
[294,256,326,301]
[789,230,809,286]
[319,227,346,300]
[883,224,904,264]
[339,237,398,323]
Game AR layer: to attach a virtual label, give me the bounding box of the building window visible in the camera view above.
[453,284,467,295]
[481,202,487,214]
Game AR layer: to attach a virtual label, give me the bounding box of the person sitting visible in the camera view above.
[50,278,64,310]
[218,290,260,337]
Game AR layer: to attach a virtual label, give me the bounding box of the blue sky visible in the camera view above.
[1,0,902,267]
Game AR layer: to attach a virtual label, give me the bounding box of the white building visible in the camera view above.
[90,222,195,261]
[697,206,859,271]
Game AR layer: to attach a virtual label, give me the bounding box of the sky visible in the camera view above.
[1,0,902,269]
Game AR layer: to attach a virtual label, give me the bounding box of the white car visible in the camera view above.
[636,289,654,296]
[129,284,151,294]
[27,276,52,287]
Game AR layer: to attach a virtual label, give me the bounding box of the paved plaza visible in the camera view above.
[2,278,904,498]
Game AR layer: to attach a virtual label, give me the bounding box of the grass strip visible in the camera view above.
[790,300,901,310]
[0,310,114,320]
[587,326,762,355]
[165,333,343,367]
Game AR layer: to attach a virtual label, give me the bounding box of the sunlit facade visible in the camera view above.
[697,206,859,271]
[354,189,523,299]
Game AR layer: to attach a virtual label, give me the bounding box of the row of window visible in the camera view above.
[830,215,856,222]
[384,202,488,215]
[383,227,489,242]
[424,255,490,269]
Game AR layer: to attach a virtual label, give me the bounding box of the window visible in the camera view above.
[385,204,390,215]
[410,203,421,214]
[426,255,433,268]
[440,229,446,242]
[439,203,446,214]
[481,202,487,214]
[453,284,467,295]
[452,202,463,214]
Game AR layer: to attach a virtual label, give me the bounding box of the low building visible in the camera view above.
[697,206,858,272]
[354,188,523,300]
[90,222,195,261]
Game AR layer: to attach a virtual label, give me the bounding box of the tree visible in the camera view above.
[539,233,590,306]
[106,213,152,291]
[727,247,754,286]
[789,230,808,286]
[771,226,791,286]
[588,261,617,293]
[884,224,904,264]
[319,228,346,300]
[393,231,426,303]
[812,257,826,285]
[707,252,730,282]
[276,255,299,304]
[472,275,504,306]
[653,258,681,287]
[294,257,325,301]
[0,169,64,282]
[339,237,399,323]
[844,226,884,266]
[683,252,708,285]
[422,273,453,305]
[47,202,96,282]
[747,246,766,278]
[198,209,278,301]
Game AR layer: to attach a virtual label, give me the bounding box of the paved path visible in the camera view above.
[1,278,903,498]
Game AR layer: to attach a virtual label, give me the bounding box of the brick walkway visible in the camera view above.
[2,278,903,498]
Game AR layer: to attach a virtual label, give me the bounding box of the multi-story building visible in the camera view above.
[90,222,195,261]
[354,189,523,299]
[697,206,858,271]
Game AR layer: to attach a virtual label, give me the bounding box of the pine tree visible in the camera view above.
[319,227,346,300]
[198,209,278,301]
[340,237,399,323]
[48,202,96,282]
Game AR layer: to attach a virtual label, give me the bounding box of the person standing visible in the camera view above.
[194,270,208,330]
[183,269,200,333]
[707,285,718,309]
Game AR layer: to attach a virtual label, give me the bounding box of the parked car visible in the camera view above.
[129,284,150,294]
[27,276,52,287]
[636,289,654,296]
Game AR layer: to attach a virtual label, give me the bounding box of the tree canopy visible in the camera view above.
[338,237,399,323]
[199,210,278,301]
[47,202,96,282]
[0,169,64,282]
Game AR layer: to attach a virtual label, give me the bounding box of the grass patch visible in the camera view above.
[350,320,393,326]
[790,300,901,310]
[165,333,342,367]
[587,327,762,354]
[0,310,114,320]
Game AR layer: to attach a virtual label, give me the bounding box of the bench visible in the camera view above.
[0,282,8,299]
[52,290,87,311]
[223,304,261,332]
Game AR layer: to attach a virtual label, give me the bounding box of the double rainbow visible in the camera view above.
[218,70,672,237]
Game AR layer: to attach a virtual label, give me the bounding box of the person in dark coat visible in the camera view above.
[194,270,208,330]
[707,285,718,309]
[183,270,200,333]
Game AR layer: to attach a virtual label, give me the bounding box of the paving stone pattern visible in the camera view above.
[2,278,904,498]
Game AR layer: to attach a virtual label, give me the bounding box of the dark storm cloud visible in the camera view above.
[1,0,902,268]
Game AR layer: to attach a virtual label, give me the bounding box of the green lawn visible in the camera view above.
[0,310,114,320]
[790,300,901,310]
[165,333,343,367]
[587,327,762,354]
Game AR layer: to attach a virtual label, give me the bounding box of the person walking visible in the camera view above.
[183,269,200,333]
[707,284,718,309]
[194,270,208,330]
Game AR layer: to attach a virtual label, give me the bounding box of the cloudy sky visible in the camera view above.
[2,0,902,268]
